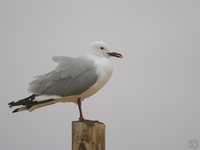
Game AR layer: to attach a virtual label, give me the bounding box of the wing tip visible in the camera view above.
[8,101,14,108]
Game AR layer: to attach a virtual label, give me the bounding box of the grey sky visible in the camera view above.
[0,0,200,150]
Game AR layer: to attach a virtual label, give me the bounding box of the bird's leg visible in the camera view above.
[77,98,84,121]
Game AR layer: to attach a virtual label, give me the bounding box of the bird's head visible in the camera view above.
[88,41,123,58]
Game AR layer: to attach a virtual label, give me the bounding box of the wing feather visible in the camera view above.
[28,57,98,96]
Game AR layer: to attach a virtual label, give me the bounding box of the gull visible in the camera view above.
[8,41,122,121]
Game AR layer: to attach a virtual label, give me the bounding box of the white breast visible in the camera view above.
[80,56,113,100]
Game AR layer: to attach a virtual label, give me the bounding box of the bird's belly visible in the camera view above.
[80,61,113,100]
[59,71,112,103]
[81,74,111,99]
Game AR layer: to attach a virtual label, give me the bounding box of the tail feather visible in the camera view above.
[9,94,58,113]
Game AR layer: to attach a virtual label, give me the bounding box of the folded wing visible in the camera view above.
[28,57,98,97]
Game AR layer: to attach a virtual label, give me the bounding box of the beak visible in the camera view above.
[107,52,123,58]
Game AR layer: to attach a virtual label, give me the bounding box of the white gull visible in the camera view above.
[9,41,122,121]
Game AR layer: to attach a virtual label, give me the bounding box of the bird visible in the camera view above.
[8,41,123,121]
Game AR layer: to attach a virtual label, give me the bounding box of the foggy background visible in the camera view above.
[0,0,200,150]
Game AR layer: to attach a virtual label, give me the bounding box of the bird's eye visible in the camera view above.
[100,47,104,50]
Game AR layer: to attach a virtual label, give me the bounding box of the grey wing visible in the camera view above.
[28,57,98,97]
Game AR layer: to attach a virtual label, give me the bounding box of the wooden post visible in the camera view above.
[72,121,105,150]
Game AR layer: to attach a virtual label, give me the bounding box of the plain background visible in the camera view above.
[0,0,200,150]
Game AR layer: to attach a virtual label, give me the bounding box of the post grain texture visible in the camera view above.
[72,121,105,150]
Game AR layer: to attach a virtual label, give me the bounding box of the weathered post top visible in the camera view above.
[72,121,105,150]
